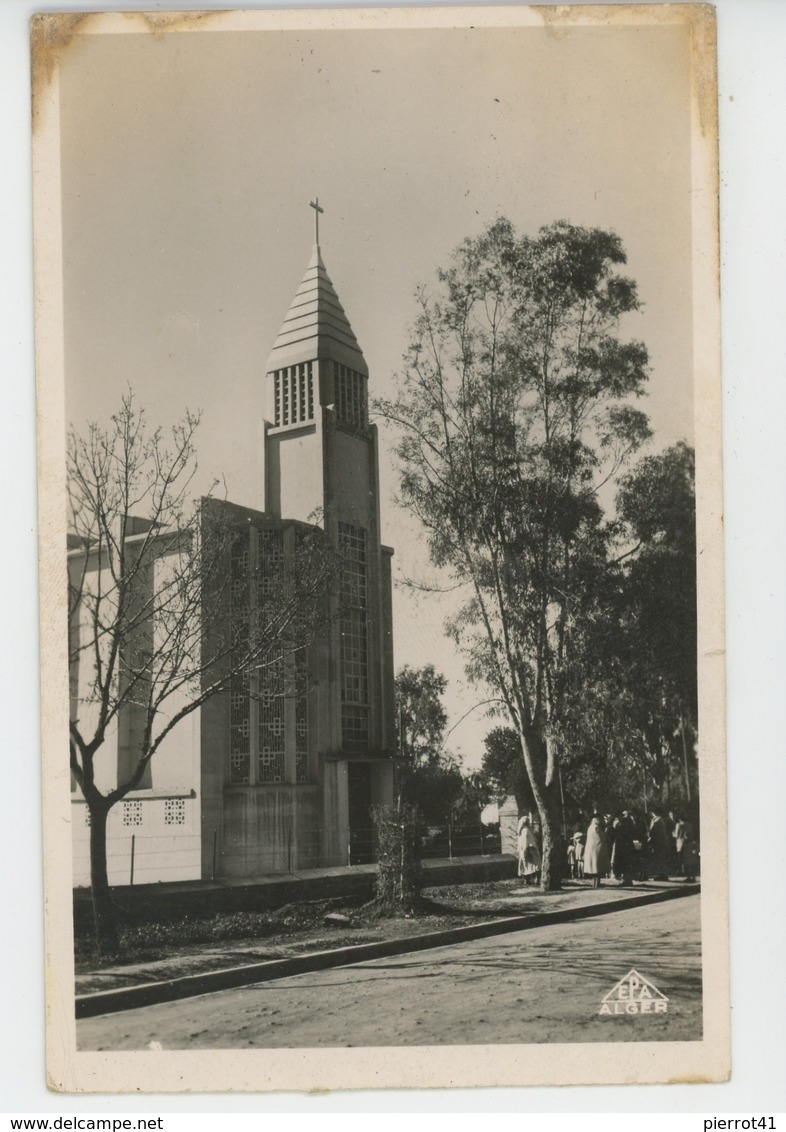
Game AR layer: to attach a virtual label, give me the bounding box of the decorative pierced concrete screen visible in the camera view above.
[335,363,367,430]
[339,522,369,753]
[164,798,186,826]
[122,799,143,826]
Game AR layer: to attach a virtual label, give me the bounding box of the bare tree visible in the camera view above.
[68,394,336,953]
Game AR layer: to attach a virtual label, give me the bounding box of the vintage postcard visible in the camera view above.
[33,4,726,1093]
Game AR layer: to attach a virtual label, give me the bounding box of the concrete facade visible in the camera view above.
[71,238,396,886]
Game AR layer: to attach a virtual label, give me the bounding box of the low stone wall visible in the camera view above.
[73,853,517,932]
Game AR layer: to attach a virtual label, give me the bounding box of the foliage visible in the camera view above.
[478,726,535,812]
[616,441,697,727]
[396,663,449,768]
[556,443,697,812]
[394,664,494,828]
[379,218,651,888]
[394,664,460,824]
[452,770,493,823]
[614,442,697,801]
[400,759,465,826]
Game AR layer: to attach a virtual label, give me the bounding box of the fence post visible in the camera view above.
[129,834,135,887]
[480,819,484,857]
[212,829,218,881]
[448,814,453,859]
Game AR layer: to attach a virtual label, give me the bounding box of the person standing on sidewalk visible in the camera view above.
[517,814,541,885]
[672,813,687,875]
[583,815,610,889]
[571,830,585,878]
[611,814,636,886]
[567,838,577,878]
[681,818,699,882]
[609,816,619,878]
[647,807,671,880]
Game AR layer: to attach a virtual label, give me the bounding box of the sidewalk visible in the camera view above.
[75,877,699,1018]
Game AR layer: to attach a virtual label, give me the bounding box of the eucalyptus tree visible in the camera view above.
[379,219,650,887]
[615,442,698,804]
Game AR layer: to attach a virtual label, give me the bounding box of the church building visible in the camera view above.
[71,223,397,886]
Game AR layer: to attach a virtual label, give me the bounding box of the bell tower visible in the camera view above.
[262,200,372,532]
[260,204,395,863]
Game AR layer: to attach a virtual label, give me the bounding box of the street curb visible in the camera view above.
[75,884,699,1019]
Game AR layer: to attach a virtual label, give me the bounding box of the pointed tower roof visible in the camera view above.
[266,245,368,376]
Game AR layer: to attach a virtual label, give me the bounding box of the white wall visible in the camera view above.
[72,791,201,887]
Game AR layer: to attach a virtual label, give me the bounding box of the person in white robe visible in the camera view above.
[583,815,610,888]
[517,815,541,884]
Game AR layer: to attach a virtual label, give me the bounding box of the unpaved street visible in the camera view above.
[78,894,701,1049]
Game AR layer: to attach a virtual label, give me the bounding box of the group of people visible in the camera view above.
[516,807,699,888]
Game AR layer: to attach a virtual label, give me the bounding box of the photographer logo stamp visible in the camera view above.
[599,969,669,1015]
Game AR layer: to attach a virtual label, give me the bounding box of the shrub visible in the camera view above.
[372,802,423,910]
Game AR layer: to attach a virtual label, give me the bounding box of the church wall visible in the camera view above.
[71,542,202,888]
[320,760,349,866]
[146,553,203,794]
[323,418,392,762]
[311,592,341,757]
[200,688,227,880]
[71,787,201,887]
[195,501,354,879]
[327,425,372,529]
[71,554,119,797]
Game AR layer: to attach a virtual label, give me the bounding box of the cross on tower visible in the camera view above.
[309,197,324,245]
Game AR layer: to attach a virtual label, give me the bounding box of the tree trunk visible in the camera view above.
[512,770,537,819]
[88,801,120,956]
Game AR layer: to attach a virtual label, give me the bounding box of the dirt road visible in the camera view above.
[78,893,701,1049]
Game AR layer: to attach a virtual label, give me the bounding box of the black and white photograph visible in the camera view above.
[32,4,727,1094]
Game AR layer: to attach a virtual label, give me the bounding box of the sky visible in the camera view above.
[59,16,695,764]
